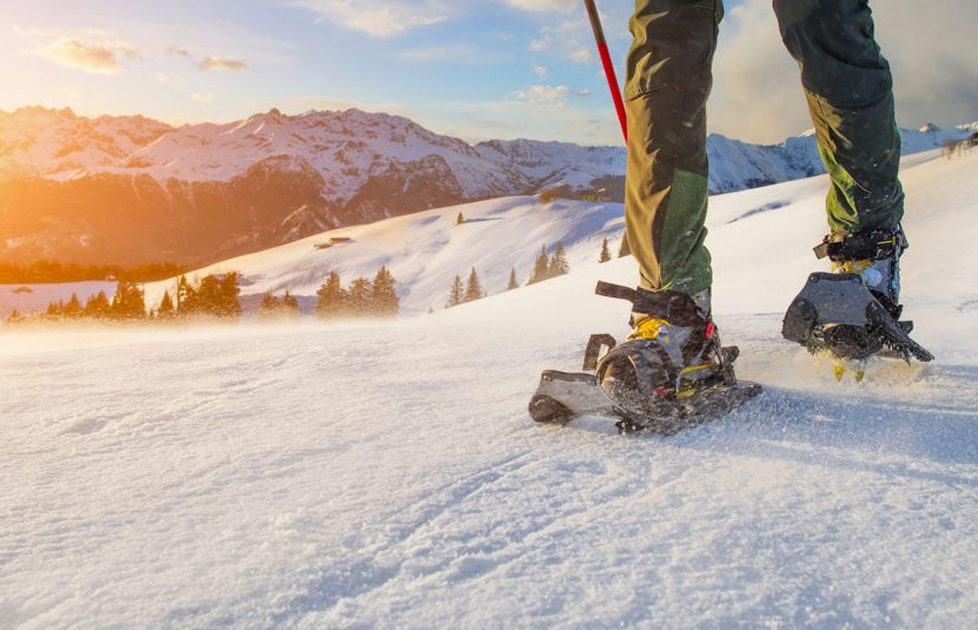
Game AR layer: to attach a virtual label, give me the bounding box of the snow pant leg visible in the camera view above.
[624,0,723,294]
[773,0,904,234]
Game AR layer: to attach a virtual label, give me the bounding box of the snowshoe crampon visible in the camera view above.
[781,272,933,364]
[528,282,761,435]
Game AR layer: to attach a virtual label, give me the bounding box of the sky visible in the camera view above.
[0,0,975,145]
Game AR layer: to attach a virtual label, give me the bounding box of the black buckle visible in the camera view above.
[813,225,907,262]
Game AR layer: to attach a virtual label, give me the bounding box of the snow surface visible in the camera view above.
[2,150,978,629]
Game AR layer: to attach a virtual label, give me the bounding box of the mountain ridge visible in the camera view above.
[1,106,973,267]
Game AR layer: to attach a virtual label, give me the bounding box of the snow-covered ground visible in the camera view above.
[2,149,977,628]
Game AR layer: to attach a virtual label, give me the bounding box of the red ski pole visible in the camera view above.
[583,0,627,142]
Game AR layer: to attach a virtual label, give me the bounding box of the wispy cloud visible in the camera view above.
[40,37,141,75]
[512,84,571,106]
[400,44,495,65]
[288,0,451,38]
[166,45,191,57]
[192,92,214,103]
[200,56,249,71]
[502,0,577,11]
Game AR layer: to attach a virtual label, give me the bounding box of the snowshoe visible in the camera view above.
[782,225,933,368]
[528,282,761,434]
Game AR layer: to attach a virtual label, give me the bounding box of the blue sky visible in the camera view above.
[1,0,974,145]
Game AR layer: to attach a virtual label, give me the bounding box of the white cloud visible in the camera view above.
[532,64,548,77]
[39,38,141,75]
[200,56,249,71]
[567,46,590,64]
[288,0,450,38]
[400,44,500,65]
[502,0,577,11]
[192,92,214,103]
[512,84,571,106]
[529,35,551,52]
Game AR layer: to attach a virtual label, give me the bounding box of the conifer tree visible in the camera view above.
[371,266,399,316]
[507,267,519,291]
[64,293,83,318]
[218,274,242,318]
[347,277,372,315]
[84,291,111,319]
[316,271,347,318]
[176,276,193,311]
[464,267,486,303]
[158,291,175,318]
[529,245,550,284]
[618,233,631,258]
[446,275,465,308]
[282,290,300,314]
[599,238,611,263]
[548,242,570,277]
[111,281,146,320]
[259,293,281,320]
[456,212,466,225]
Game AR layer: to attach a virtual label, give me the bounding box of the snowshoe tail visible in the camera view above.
[782,272,933,363]
[528,362,761,435]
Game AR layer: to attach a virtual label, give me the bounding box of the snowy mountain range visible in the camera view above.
[1,105,973,267]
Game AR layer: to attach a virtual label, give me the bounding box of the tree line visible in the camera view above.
[0,261,186,284]
[315,266,399,318]
[31,273,243,323]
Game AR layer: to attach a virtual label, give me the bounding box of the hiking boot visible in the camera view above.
[596,288,729,410]
[818,225,907,318]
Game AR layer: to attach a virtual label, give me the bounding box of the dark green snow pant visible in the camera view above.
[625,0,904,294]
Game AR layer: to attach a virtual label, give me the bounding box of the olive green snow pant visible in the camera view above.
[625,0,904,294]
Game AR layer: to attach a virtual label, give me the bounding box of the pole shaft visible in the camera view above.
[583,0,627,142]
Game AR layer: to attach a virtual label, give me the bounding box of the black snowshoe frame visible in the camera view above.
[529,282,761,434]
[782,272,933,363]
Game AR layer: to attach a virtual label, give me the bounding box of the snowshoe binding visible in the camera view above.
[782,225,933,374]
[529,282,761,434]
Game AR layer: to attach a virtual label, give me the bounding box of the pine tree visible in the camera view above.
[446,275,465,308]
[46,300,63,319]
[217,274,242,318]
[176,276,193,311]
[464,267,486,303]
[371,266,399,316]
[548,242,570,277]
[618,233,631,258]
[63,293,83,318]
[456,212,466,225]
[347,277,372,315]
[282,290,300,314]
[599,238,611,263]
[528,245,550,284]
[111,281,146,320]
[84,291,111,319]
[507,267,519,290]
[316,271,347,318]
[259,293,281,320]
[158,291,175,318]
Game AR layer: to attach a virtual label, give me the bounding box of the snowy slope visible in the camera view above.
[1,150,977,629]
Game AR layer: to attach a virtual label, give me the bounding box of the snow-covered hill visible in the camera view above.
[2,148,977,628]
[1,106,973,267]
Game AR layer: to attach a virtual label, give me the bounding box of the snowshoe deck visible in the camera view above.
[529,369,761,435]
[782,272,933,363]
